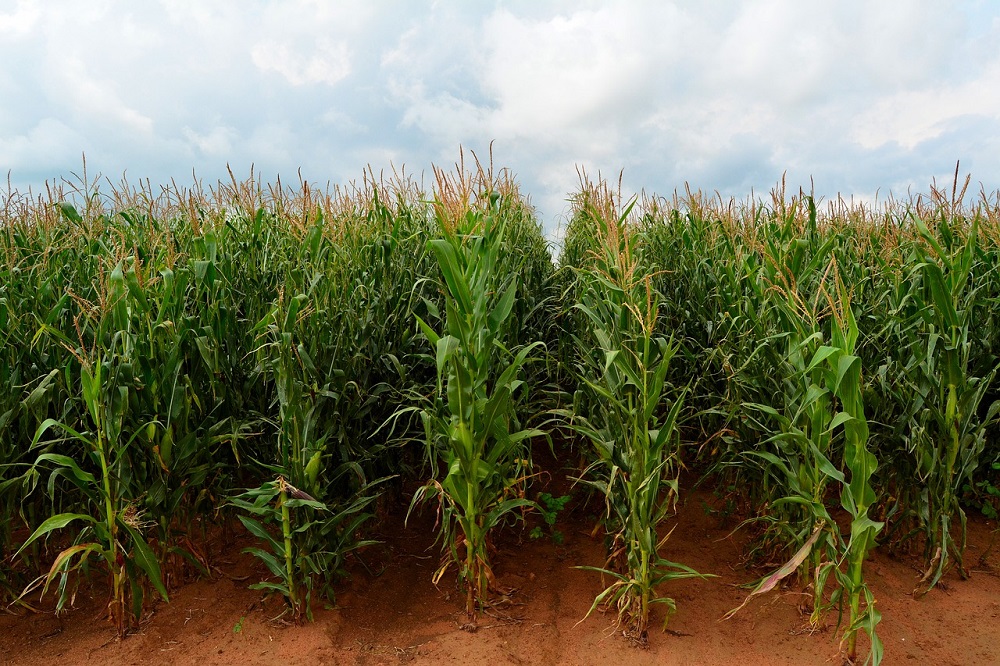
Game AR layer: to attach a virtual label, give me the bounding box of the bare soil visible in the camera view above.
[2,471,999,666]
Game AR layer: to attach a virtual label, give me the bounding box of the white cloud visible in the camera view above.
[0,0,40,34]
[479,8,676,137]
[54,56,155,135]
[852,60,1000,150]
[182,125,239,157]
[0,118,84,168]
[251,38,352,87]
[321,109,367,134]
[2,1,999,238]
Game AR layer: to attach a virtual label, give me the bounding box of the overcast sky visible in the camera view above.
[2,1,999,237]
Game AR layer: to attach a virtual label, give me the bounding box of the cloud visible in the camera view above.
[0,0,40,35]
[251,38,352,87]
[182,125,239,157]
[2,1,1000,238]
[478,8,676,138]
[0,118,84,169]
[852,61,1000,150]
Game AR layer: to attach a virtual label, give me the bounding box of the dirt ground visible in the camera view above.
[2,470,999,666]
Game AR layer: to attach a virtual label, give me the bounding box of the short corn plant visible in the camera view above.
[529,492,571,545]
[561,197,706,642]
[232,291,383,621]
[407,201,541,625]
[229,472,380,622]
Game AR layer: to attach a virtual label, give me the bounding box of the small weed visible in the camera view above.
[530,493,571,545]
[965,462,1000,520]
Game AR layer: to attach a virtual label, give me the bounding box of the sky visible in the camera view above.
[2,0,999,238]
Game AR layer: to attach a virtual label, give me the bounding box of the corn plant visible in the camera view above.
[407,198,541,625]
[901,215,1000,593]
[13,261,168,636]
[722,202,883,663]
[230,473,381,622]
[736,274,884,666]
[740,212,843,592]
[561,193,705,641]
[110,230,240,584]
[233,289,384,621]
[829,284,883,665]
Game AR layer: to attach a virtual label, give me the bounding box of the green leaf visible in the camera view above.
[238,515,283,554]
[487,281,517,334]
[55,201,83,223]
[120,521,169,601]
[14,513,97,558]
[244,547,288,582]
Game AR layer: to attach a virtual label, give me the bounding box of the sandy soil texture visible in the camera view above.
[2,472,999,666]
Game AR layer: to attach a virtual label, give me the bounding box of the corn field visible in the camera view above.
[3,160,1000,665]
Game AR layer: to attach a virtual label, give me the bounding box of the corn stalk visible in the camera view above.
[903,215,1000,594]
[407,198,541,624]
[562,193,707,642]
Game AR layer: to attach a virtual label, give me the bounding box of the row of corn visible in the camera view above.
[2,163,999,665]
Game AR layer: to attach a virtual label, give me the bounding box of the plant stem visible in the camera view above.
[278,481,297,615]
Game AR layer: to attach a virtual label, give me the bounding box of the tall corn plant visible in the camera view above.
[407,198,541,625]
[903,215,1000,593]
[562,195,704,642]
[14,259,168,637]
[830,285,883,665]
[730,295,884,664]
[722,198,837,565]
[0,237,27,600]
[727,208,883,663]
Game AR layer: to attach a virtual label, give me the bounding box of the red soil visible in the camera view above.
[2,476,999,666]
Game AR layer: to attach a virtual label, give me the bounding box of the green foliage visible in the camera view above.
[6,162,1000,666]
[966,461,1000,520]
[529,492,571,545]
[632,182,1000,663]
[559,186,709,641]
[15,367,169,636]
[406,196,543,623]
[232,288,388,621]
[899,215,1000,594]
[0,173,447,625]
[230,475,381,621]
